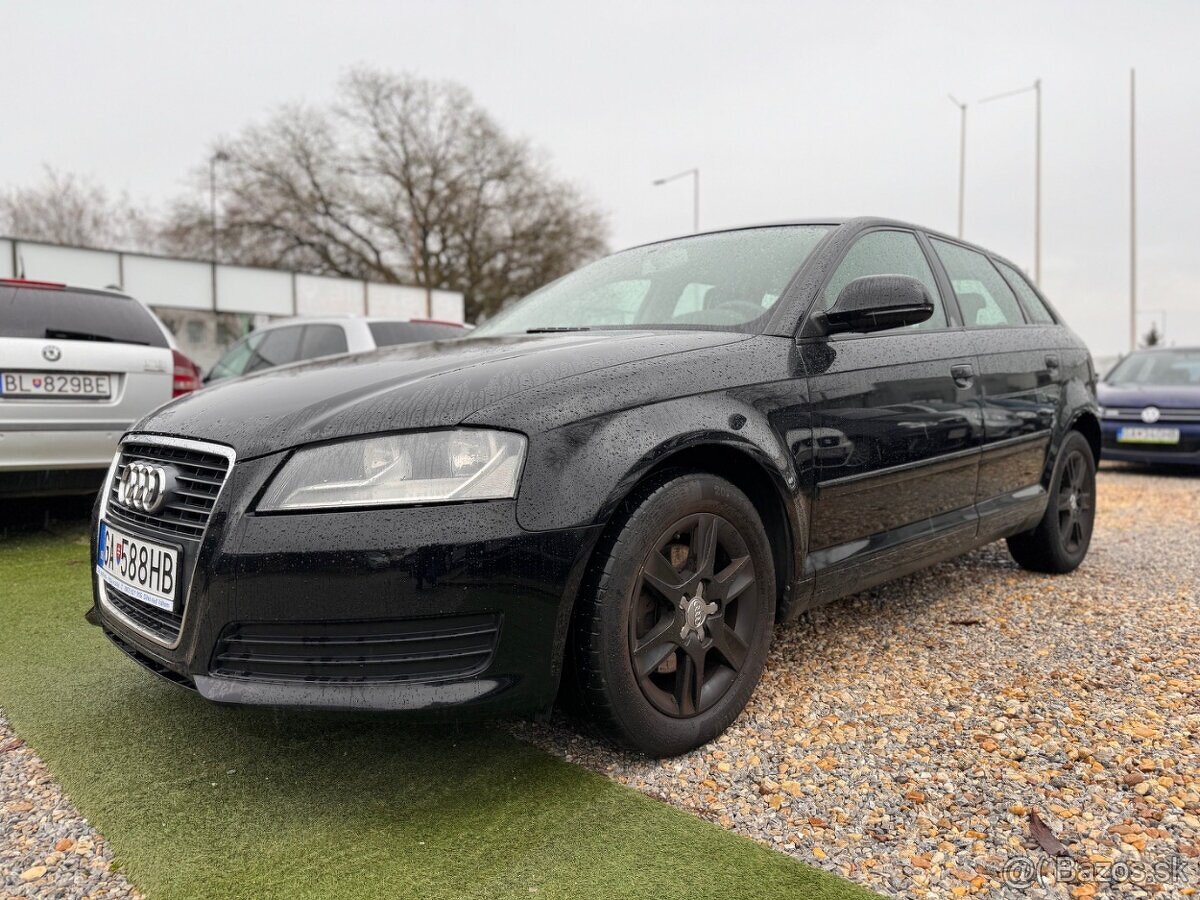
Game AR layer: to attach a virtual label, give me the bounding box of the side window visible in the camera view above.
[931,239,1027,327]
[245,325,304,374]
[207,333,262,382]
[821,230,947,330]
[995,260,1056,324]
[299,324,349,360]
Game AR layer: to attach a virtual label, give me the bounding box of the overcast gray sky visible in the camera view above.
[3,0,1197,357]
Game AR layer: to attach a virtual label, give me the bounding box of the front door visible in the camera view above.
[800,229,983,601]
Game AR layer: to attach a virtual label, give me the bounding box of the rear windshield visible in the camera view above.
[0,287,168,347]
[368,321,465,345]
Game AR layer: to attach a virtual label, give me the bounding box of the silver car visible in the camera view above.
[0,279,200,496]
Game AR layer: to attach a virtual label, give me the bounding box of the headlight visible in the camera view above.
[258,429,526,511]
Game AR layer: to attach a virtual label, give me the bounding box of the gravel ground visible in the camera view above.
[517,467,1200,898]
[2,468,1196,899]
[0,711,140,900]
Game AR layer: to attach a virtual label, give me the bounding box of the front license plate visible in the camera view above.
[0,371,113,399]
[1117,426,1181,445]
[95,521,179,612]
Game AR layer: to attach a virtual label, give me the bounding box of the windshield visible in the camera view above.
[472,225,830,336]
[1106,349,1200,386]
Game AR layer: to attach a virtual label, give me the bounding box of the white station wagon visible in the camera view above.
[0,278,201,497]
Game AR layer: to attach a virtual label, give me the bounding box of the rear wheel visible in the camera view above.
[573,473,775,757]
[1007,430,1096,573]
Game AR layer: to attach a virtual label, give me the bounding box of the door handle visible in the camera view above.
[1045,354,1060,370]
[950,364,975,388]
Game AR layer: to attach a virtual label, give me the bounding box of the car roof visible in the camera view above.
[0,278,136,300]
[621,216,1028,272]
[253,315,465,330]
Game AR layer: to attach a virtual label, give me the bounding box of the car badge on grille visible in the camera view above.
[1141,406,1161,424]
[42,344,62,362]
[117,461,175,514]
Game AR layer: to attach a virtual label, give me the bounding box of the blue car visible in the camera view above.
[1098,347,1200,465]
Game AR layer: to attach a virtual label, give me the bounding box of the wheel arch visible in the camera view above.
[1069,410,1101,463]
[592,440,801,623]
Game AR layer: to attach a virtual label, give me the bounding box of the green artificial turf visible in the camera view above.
[0,528,876,900]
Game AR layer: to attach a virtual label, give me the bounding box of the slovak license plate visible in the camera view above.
[96,521,180,611]
[1117,426,1181,445]
[0,371,113,399]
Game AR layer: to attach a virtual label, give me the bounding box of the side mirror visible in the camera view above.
[819,275,935,335]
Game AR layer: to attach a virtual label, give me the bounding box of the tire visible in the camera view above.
[572,472,775,757]
[1007,430,1096,574]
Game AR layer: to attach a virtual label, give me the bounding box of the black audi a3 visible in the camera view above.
[91,218,1100,756]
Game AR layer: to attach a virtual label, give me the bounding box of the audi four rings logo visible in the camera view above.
[117,462,173,513]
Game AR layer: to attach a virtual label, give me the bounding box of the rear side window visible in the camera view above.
[821,230,947,330]
[299,324,348,359]
[995,261,1056,324]
[207,333,261,382]
[0,287,168,347]
[245,325,304,374]
[368,321,465,345]
[931,240,1027,327]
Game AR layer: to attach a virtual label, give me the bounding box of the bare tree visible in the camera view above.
[161,69,608,320]
[0,168,157,251]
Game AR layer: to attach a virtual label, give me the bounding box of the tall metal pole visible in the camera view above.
[980,80,1042,283]
[1130,68,1138,352]
[652,168,700,233]
[948,95,967,238]
[1034,78,1042,285]
[208,150,230,263]
[209,159,218,263]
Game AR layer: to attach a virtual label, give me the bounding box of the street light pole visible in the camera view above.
[652,168,700,233]
[1130,68,1138,352]
[979,79,1042,285]
[948,95,967,238]
[209,150,230,263]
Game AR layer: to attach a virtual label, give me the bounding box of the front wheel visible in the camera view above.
[1007,430,1096,573]
[572,473,775,757]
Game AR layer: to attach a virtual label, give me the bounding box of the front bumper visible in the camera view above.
[92,447,602,718]
[1100,420,1200,466]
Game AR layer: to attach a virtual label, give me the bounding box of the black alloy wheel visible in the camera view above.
[1056,447,1095,555]
[1007,429,1097,574]
[571,472,775,757]
[629,512,760,718]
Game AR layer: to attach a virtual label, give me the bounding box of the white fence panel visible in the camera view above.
[18,244,121,290]
[296,274,364,317]
[0,240,12,278]
[215,266,293,316]
[123,255,212,310]
[430,290,466,323]
[366,284,428,319]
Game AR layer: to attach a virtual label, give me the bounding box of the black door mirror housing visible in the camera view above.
[818,275,935,335]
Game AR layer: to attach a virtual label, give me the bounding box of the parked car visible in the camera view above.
[88,219,1100,756]
[1098,347,1200,466]
[0,279,200,497]
[204,316,467,384]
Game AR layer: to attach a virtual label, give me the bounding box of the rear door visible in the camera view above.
[801,228,983,600]
[0,285,173,442]
[928,240,1062,537]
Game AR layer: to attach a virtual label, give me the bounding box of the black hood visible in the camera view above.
[137,331,746,458]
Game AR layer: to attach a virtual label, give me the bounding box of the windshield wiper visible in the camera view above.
[44,328,148,345]
[525,326,591,333]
